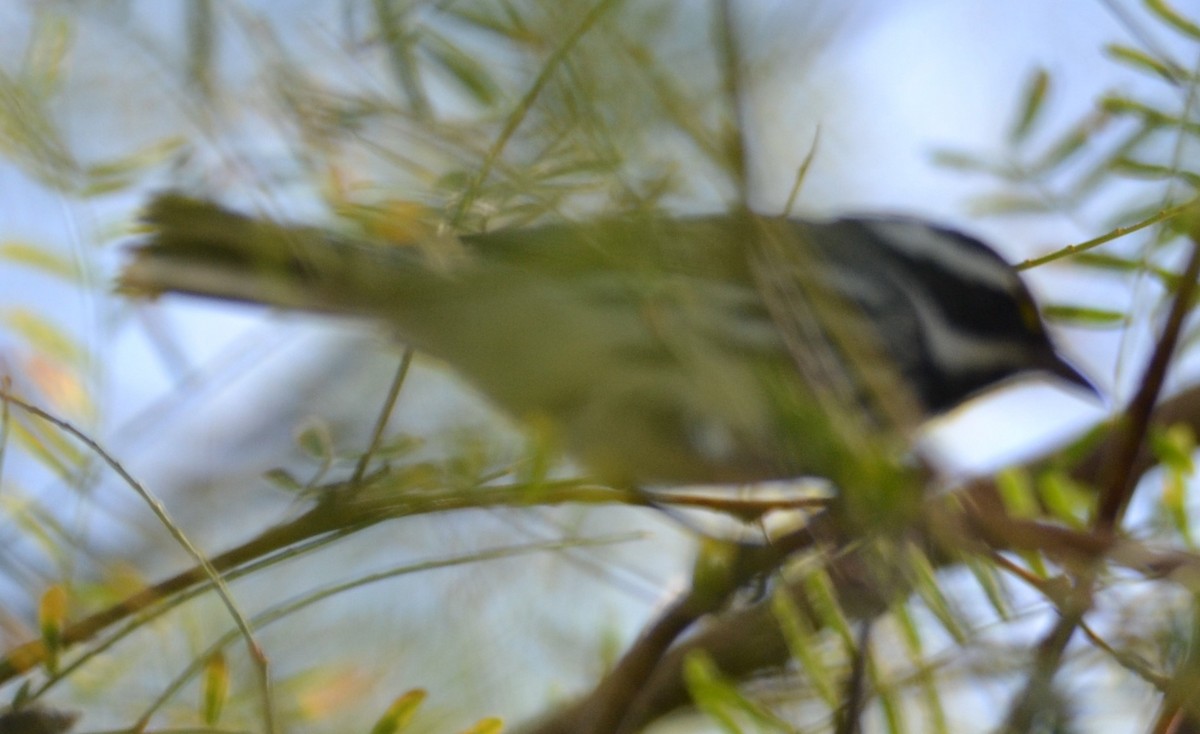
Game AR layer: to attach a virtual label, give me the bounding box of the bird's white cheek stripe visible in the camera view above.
[864,220,1021,295]
[899,278,1035,372]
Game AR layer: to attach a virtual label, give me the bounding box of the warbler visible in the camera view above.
[120,195,1092,486]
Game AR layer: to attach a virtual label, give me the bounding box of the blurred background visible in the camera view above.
[0,1,1192,731]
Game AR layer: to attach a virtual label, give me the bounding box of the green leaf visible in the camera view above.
[201,651,229,726]
[683,651,793,733]
[996,468,1039,518]
[1041,304,1127,328]
[83,136,186,196]
[1112,157,1200,186]
[906,543,967,645]
[771,588,839,707]
[965,554,1011,621]
[1146,0,1200,40]
[930,149,998,173]
[1151,423,1196,475]
[23,12,73,95]
[424,31,502,106]
[0,69,79,191]
[294,418,334,462]
[0,242,78,280]
[1072,252,1141,272]
[802,567,855,648]
[263,468,304,492]
[1101,96,1176,127]
[1036,470,1092,527]
[1029,114,1106,174]
[893,602,949,734]
[1010,68,1050,142]
[370,689,426,734]
[441,2,532,43]
[2,309,83,364]
[1106,43,1184,82]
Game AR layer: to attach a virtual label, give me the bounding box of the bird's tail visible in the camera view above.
[119,194,433,317]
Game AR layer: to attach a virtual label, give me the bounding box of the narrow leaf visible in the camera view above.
[3,309,83,364]
[1041,304,1127,328]
[1106,43,1184,82]
[771,588,839,707]
[0,242,78,280]
[1010,68,1050,142]
[370,689,426,734]
[202,651,229,726]
[39,585,68,674]
[1147,0,1200,40]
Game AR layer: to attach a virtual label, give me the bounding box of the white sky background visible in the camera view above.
[0,0,1185,731]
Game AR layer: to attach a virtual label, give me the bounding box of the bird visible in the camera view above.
[119,194,1093,488]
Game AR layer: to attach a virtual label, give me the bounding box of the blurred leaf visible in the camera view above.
[0,69,78,191]
[1112,157,1200,186]
[1010,68,1050,142]
[23,353,91,418]
[424,30,502,106]
[1072,252,1142,272]
[441,2,534,44]
[0,242,78,280]
[370,689,426,734]
[1106,43,1184,82]
[3,309,83,364]
[186,0,216,99]
[201,651,229,726]
[1042,304,1127,328]
[1146,0,1200,40]
[771,587,838,707]
[8,419,81,481]
[892,602,949,734]
[1161,461,1192,544]
[965,554,1011,621]
[802,567,854,648]
[23,12,73,95]
[458,718,504,734]
[1067,126,1153,201]
[1099,95,1164,121]
[906,543,967,645]
[1151,423,1196,475]
[294,417,335,463]
[1028,113,1106,175]
[1150,425,1196,543]
[683,651,793,733]
[38,584,67,675]
[930,149,998,173]
[83,136,187,196]
[996,468,1039,519]
[1036,470,1092,528]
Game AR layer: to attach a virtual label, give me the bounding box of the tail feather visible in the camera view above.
[120,194,424,316]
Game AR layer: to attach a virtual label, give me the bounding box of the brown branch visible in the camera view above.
[0,477,632,685]
[521,375,1200,734]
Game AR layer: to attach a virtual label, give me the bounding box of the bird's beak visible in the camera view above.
[1045,352,1101,399]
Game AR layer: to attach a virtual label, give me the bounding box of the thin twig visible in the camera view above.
[0,389,278,734]
[451,0,625,224]
[1097,219,1200,528]
[351,347,414,484]
[1015,201,1191,270]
